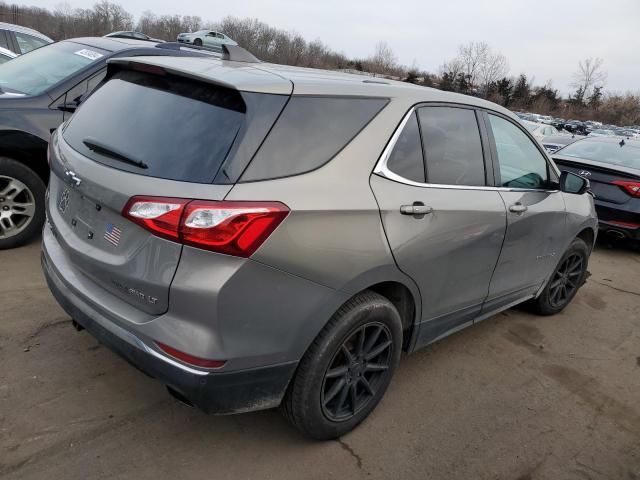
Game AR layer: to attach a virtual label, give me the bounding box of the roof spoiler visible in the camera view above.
[155,42,260,63]
[221,44,260,63]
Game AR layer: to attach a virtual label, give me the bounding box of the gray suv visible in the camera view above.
[42,53,598,440]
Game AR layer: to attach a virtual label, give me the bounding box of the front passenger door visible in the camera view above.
[483,113,566,310]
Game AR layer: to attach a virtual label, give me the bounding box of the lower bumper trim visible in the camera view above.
[42,249,297,415]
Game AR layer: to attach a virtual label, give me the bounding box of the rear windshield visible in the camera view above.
[559,139,640,169]
[0,41,107,96]
[63,70,287,183]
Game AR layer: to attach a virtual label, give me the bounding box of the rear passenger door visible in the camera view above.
[370,105,507,346]
[481,112,566,310]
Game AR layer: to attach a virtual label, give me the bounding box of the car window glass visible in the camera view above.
[242,96,388,181]
[64,79,88,104]
[488,114,550,189]
[0,42,107,96]
[86,69,107,92]
[386,112,425,183]
[417,106,485,186]
[14,32,48,54]
[0,31,9,50]
[0,55,9,65]
[559,139,640,169]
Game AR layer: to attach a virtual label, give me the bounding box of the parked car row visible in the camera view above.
[515,111,640,138]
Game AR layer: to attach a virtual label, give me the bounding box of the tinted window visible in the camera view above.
[559,138,640,169]
[0,41,107,96]
[0,31,9,50]
[386,112,424,182]
[488,114,549,189]
[63,70,287,184]
[15,32,48,54]
[418,107,485,186]
[0,54,10,65]
[242,96,388,181]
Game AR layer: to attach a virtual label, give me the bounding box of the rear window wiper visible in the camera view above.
[82,138,148,169]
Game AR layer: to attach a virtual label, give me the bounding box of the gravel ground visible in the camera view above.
[1,240,639,480]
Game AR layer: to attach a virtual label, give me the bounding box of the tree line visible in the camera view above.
[2,0,638,125]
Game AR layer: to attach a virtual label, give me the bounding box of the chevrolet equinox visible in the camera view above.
[42,52,598,440]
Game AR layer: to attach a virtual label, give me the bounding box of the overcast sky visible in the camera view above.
[36,0,640,94]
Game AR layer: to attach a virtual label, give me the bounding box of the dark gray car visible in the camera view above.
[0,37,208,249]
[42,53,598,440]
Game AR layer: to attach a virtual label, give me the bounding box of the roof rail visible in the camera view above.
[154,42,260,63]
[221,44,260,63]
[155,42,222,57]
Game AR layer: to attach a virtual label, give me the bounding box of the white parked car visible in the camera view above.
[176,30,238,50]
[0,22,52,55]
[522,120,558,140]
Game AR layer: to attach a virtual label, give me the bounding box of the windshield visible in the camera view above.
[0,42,108,96]
[523,122,539,132]
[560,139,640,169]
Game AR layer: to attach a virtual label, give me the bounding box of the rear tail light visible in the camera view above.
[122,196,289,257]
[181,201,289,257]
[123,197,189,242]
[156,342,226,369]
[612,180,640,198]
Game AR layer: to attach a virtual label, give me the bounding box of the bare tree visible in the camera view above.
[442,41,508,96]
[571,57,607,97]
[369,41,398,75]
[477,49,508,93]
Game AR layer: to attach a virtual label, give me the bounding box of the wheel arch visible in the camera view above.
[0,130,50,183]
[576,226,596,252]
[331,266,422,353]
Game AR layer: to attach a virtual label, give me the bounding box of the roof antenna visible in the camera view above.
[619,139,625,147]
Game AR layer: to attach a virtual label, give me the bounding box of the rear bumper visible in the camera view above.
[598,219,640,240]
[42,244,297,414]
[595,202,640,241]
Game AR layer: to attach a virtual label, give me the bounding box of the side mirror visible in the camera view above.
[560,171,590,195]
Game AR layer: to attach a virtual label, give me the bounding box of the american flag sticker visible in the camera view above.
[104,223,122,246]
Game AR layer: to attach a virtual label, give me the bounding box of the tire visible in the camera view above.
[193,38,203,47]
[0,157,46,250]
[530,238,590,315]
[282,290,402,440]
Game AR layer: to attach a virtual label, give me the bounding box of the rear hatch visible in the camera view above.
[48,63,290,315]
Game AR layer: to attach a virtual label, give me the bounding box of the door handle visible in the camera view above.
[400,203,433,216]
[509,203,527,214]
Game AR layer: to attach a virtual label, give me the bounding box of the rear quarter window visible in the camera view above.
[241,96,388,182]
